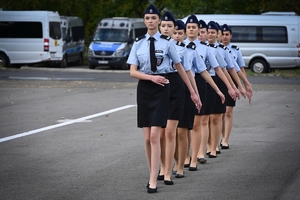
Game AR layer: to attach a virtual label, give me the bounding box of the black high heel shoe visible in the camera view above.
[164,179,174,185]
[147,187,158,193]
[184,156,191,168]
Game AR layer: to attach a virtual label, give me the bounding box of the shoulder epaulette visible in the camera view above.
[176,41,185,47]
[160,34,171,41]
[200,41,207,45]
[135,35,145,42]
[231,45,239,50]
[218,44,227,50]
[186,42,196,50]
[208,44,217,48]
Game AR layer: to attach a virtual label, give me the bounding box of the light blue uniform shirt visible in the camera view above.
[207,42,227,69]
[166,41,191,73]
[185,41,206,75]
[185,38,219,76]
[226,43,245,68]
[127,31,181,74]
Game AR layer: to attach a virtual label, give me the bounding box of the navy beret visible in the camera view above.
[207,21,218,31]
[185,14,199,25]
[143,4,160,15]
[175,20,186,30]
[161,11,176,22]
[215,22,221,30]
[222,24,232,33]
[199,19,207,29]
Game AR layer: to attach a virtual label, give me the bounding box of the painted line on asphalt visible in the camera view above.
[0,105,136,143]
[8,76,95,81]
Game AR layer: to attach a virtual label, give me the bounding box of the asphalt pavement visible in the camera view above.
[0,67,300,200]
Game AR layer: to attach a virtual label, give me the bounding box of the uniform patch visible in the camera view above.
[208,44,217,48]
[232,45,239,50]
[135,35,145,42]
[186,42,196,50]
[160,34,171,40]
[176,41,185,47]
[156,55,164,66]
[219,44,227,50]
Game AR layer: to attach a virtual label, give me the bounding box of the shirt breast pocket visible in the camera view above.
[137,50,150,69]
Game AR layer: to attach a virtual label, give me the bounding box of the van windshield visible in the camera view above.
[93,28,128,42]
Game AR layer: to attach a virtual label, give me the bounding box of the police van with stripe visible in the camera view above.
[183,12,300,73]
[88,17,147,70]
[60,16,85,67]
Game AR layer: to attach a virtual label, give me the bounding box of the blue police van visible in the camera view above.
[60,16,85,67]
[88,17,147,70]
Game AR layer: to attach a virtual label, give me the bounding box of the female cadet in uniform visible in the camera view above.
[127,4,200,193]
[183,15,233,170]
[157,12,200,185]
[205,21,246,157]
[220,24,253,149]
[173,19,225,175]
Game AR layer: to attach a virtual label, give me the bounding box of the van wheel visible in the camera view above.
[250,59,267,73]
[0,53,9,67]
[60,55,67,68]
[75,54,83,66]
[89,64,96,69]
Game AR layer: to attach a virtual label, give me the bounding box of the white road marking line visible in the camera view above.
[57,119,93,123]
[0,105,136,143]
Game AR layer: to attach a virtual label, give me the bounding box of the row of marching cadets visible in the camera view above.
[127,4,253,194]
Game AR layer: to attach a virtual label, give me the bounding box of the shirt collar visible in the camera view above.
[146,31,161,41]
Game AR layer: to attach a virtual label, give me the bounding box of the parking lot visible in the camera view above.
[0,69,300,199]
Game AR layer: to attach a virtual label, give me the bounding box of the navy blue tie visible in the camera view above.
[149,37,157,72]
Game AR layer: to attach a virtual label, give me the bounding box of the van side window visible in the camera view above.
[262,27,287,43]
[72,26,85,42]
[134,28,147,38]
[0,21,42,38]
[49,22,62,39]
[231,26,287,43]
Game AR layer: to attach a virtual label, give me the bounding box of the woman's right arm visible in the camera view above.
[130,65,169,86]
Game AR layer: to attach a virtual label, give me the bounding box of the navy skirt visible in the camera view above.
[195,73,207,116]
[137,74,170,128]
[203,76,217,115]
[168,72,185,120]
[178,84,195,130]
[212,74,227,114]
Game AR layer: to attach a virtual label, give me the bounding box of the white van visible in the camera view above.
[182,12,300,73]
[88,17,147,69]
[0,10,63,68]
[60,16,85,67]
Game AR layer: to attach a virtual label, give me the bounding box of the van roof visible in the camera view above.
[261,12,297,16]
[182,13,300,26]
[98,18,144,29]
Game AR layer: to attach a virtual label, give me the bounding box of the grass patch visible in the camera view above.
[245,68,300,77]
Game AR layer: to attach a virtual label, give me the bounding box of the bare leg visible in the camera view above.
[184,130,191,165]
[209,114,222,157]
[190,115,201,169]
[197,115,209,159]
[221,113,225,139]
[159,128,166,177]
[164,120,179,181]
[176,127,189,175]
[222,106,234,147]
[144,126,162,189]
[173,130,179,172]
[206,118,212,154]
